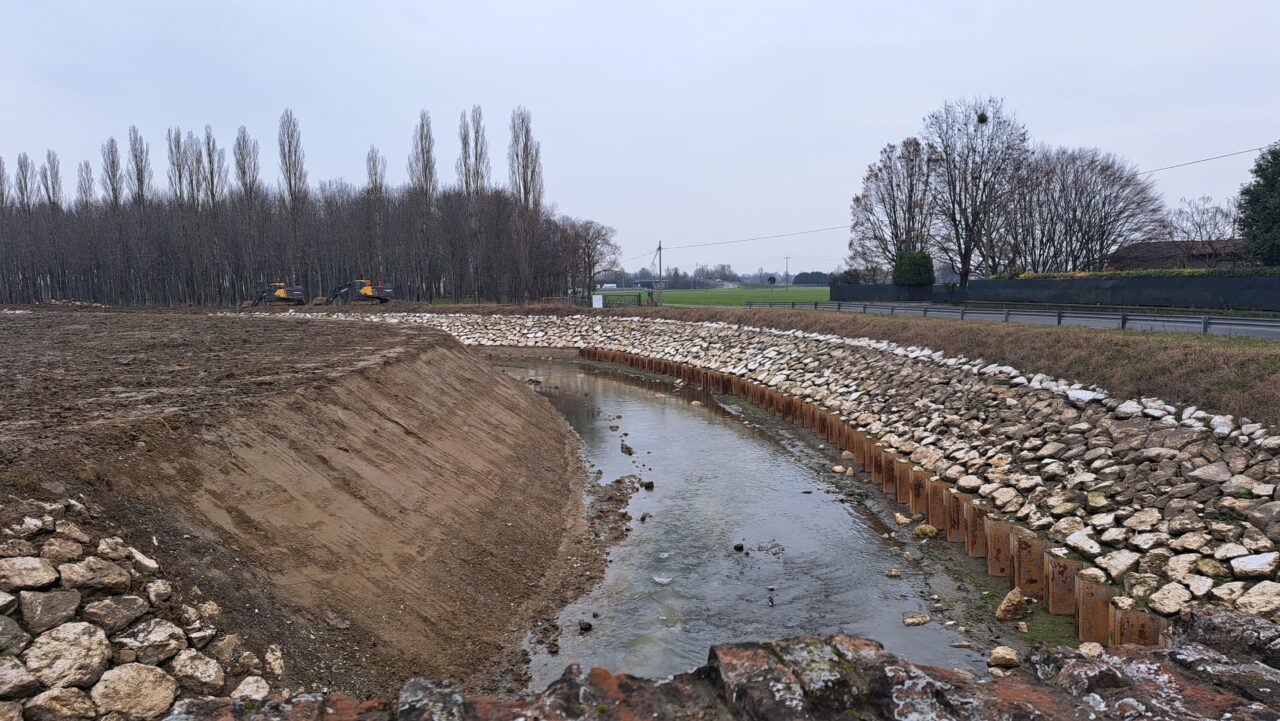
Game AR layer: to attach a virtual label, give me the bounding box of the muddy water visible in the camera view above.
[503,359,984,689]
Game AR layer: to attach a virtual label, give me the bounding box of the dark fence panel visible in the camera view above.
[831,276,1280,311]
[829,284,938,303]
[967,277,1280,311]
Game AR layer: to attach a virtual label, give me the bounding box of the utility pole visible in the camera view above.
[785,256,790,290]
[657,241,663,306]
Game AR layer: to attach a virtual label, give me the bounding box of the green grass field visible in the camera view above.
[601,285,829,306]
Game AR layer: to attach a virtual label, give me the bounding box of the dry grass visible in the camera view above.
[307,302,1280,428]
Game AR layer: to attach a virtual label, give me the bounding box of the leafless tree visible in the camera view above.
[996,146,1166,272]
[408,110,438,199]
[201,126,228,208]
[39,151,62,209]
[1059,148,1165,270]
[233,126,261,201]
[0,156,9,216]
[126,126,152,207]
[14,153,35,213]
[923,97,1029,284]
[508,106,543,301]
[566,219,618,293]
[842,241,890,284]
[75,161,94,210]
[406,110,438,299]
[0,157,9,215]
[456,106,489,300]
[100,138,124,210]
[277,108,310,286]
[0,107,607,306]
[278,108,308,218]
[365,145,387,197]
[1168,196,1238,266]
[848,137,935,270]
[166,128,190,206]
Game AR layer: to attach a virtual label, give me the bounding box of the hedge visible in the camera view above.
[1006,266,1280,281]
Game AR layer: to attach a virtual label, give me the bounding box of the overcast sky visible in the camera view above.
[3,1,1277,274]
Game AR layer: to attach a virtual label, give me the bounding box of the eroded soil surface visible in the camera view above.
[0,308,601,696]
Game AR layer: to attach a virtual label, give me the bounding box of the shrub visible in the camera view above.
[892,251,935,286]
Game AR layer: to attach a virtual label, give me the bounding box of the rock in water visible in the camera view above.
[912,524,939,540]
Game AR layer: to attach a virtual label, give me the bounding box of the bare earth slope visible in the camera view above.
[0,308,590,695]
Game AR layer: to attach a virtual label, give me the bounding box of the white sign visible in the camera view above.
[592,294,604,309]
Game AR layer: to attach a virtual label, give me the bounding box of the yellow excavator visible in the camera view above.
[314,279,394,305]
[247,282,306,307]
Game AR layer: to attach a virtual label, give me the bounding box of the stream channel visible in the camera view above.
[499,357,986,690]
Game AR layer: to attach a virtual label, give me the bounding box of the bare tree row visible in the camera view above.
[848,97,1234,284]
[0,106,620,305]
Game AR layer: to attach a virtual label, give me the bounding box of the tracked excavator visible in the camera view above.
[314,279,394,305]
[246,282,307,307]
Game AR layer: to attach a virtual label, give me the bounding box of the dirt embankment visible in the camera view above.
[320,303,1280,428]
[0,309,595,696]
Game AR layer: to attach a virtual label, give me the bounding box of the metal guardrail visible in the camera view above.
[743,301,1280,340]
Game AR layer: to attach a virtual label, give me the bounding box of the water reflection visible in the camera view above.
[503,360,983,689]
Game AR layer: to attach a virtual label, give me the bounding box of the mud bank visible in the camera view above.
[1,310,600,696]
[166,341,592,693]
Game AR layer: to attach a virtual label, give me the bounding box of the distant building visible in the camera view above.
[1106,239,1247,270]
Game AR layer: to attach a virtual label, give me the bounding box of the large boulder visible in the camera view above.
[112,619,187,665]
[1235,581,1280,616]
[81,596,149,633]
[0,616,31,655]
[167,649,224,695]
[90,664,177,721]
[994,588,1027,620]
[1148,583,1193,616]
[0,558,58,592]
[0,657,41,700]
[1230,552,1280,580]
[56,558,130,593]
[1096,550,1141,582]
[20,622,111,688]
[22,688,96,721]
[19,591,81,634]
[229,676,268,701]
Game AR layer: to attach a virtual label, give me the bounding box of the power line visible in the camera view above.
[617,143,1269,267]
[1139,145,1268,175]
